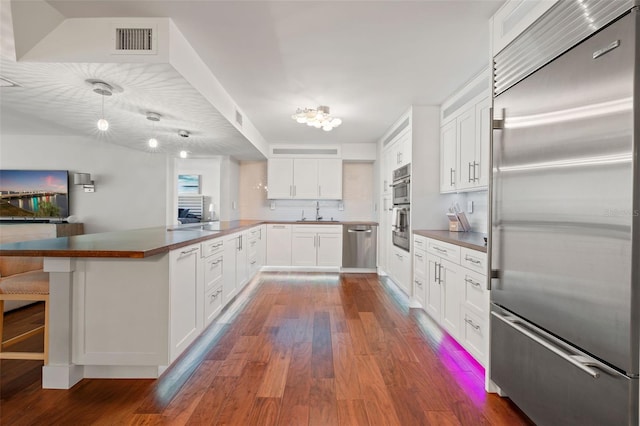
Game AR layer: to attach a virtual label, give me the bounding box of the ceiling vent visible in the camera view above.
[111,24,157,55]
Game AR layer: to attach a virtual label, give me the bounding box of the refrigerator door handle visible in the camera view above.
[491,311,601,379]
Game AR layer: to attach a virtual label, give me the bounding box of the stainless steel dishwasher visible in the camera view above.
[342,224,377,270]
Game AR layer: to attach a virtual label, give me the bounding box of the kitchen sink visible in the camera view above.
[295,220,339,223]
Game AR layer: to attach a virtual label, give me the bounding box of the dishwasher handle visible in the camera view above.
[347,229,372,233]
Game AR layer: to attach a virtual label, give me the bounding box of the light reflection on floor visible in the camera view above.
[411,308,487,407]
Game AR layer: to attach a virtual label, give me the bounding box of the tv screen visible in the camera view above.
[0,170,69,218]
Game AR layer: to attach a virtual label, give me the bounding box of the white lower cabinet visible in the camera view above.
[223,231,249,304]
[201,238,224,327]
[291,225,342,267]
[388,246,410,294]
[415,235,489,366]
[169,243,203,362]
[266,224,292,266]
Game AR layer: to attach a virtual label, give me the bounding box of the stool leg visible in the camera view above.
[43,296,49,365]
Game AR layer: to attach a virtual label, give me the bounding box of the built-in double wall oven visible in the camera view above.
[391,164,410,251]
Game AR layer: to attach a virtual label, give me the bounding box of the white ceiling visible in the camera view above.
[1,0,503,158]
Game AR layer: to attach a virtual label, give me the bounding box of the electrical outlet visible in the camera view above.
[467,200,474,213]
[270,202,275,210]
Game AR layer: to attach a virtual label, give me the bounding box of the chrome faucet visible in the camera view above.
[315,201,322,221]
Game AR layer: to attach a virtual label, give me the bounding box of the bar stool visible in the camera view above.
[0,271,49,364]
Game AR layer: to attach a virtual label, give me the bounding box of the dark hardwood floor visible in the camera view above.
[1,272,532,425]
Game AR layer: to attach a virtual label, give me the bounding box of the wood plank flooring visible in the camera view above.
[1,272,533,425]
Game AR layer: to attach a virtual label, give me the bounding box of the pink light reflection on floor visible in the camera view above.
[437,334,487,407]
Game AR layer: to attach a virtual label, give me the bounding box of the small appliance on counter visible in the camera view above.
[446,203,470,232]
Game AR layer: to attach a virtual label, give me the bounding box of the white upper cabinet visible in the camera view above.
[267,158,294,199]
[292,158,319,199]
[440,120,457,193]
[491,0,559,55]
[267,158,342,200]
[440,69,491,193]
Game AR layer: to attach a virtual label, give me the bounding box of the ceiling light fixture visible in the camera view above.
[291,105,342,131]
[179,150,188,159]
[92,81,113,132]
[146,112,161,148]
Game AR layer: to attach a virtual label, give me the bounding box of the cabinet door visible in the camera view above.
[390,248,410,294]
[256,225,266,268]
[426,253,442,321]
[236,233,249,289]
[378,196,392,272]
[291,233,317,266]
[266,225,292,266]
[169,244,202,362]
[317,159,342,199]
[316,233,342,267]
[475,97,491,188]
[267,158,294,199]
[223,234,238,303]
[440,120,457,193]
[382,147,394,194]
[413,272,426,307]
[457,107,477,191]
[440,259,462,340]
[292,159,319,199]
[398,132,412,167]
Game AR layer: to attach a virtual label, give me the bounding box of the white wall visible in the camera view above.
[239,161,375,222]
[219,156,240,221]
[0,134,167,233]
[173,157,221,221]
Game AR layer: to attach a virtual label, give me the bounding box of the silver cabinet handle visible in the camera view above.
[465,317,481,330]
[272,225,286,229]
[465,277,480,287]
[473,161,479,182]
[317,235,321,247]
[491,311,601,378]
[250,260,256,265]
[415,279,423,287]
[437,263,444,284]
[180,247,198,255]
[433,246,447,254]
[415,253,423,259]
[435,262,441,283]
[465,256,481,265]
[318,185,322,197]
[450,168,455,186]
[468,162,473,183]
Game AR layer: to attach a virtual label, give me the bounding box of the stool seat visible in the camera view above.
[0,271,49,295]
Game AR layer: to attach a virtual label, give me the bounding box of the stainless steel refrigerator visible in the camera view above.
[490,2,639,425]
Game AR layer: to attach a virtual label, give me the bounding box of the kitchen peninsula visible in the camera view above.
[0,220,264,389]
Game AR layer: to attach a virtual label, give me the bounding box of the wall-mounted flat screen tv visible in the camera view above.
[0,170,69,219]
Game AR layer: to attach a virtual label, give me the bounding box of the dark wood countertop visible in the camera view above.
[413,230,487,253]
[0,220,378,258]
[0,220,262,258]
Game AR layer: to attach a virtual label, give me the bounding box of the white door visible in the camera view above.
[440,120,457,193]
[292,159,318,199]
[457,106,477,190]
[223,234,238,302]
[475,97,491,188]
[379,196,392,272]
[316,233,342,267]
[291,233,317,266]
[440,259,462,339]
[169,244,201,362]
[236,233,249,289]
[317,159,342,199]
[266,225,292,266]
[267,158,294,199]
[426,253,441,321]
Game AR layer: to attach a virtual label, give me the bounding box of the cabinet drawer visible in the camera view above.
[204,255,223,293]
[205,286,223,325]
[201,239,224,258]
[461,307,487,366]
[248,226,262,242]
[463,270,487,314]
[413,249,427,277]
[427,239,460,263]
[413,235,427,251]
[460,247,486,274]
[247,237,259,258]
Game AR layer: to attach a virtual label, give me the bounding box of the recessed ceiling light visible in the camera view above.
[0,77,20,88]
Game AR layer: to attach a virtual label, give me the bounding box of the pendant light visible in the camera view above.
[146,112,161,148]
[92,81,113,132]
